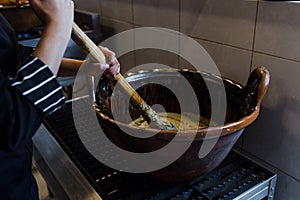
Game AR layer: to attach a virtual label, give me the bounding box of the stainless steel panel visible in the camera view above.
[33,125,102,200]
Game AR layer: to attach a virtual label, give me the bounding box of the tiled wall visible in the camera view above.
[74,0,300,199]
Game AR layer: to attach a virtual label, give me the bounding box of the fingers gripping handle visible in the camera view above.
[71,22,176,130]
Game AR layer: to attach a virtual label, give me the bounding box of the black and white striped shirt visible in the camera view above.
[0,13,66,200]
[9,56,65,114]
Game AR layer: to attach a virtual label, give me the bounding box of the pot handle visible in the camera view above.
[243,67,270,112]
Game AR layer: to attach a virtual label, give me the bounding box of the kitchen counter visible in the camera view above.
[33,124,102,200]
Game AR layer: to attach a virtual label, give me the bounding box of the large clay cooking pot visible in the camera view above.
[95,67,270,182]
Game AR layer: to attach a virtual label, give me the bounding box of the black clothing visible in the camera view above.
[0,14,20,77]
[0,14,65,199]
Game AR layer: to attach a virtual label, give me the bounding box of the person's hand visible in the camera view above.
[99,46,120,76]
[29,0,74,35]
[83,46,120,76]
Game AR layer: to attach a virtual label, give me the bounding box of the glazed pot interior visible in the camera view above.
[95,69,252,130]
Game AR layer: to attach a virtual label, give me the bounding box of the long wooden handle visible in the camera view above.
[71,22,175,130]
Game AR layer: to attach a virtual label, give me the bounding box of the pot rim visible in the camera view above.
[94,68,263,139]
[94,104,259,139]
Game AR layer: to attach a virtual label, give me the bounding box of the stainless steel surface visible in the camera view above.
[268,175,277,200]
[33,122,277,200]
[232,151,277,200]
[33,124,102,200]
[234,176,276,200]
[34,98,277,200]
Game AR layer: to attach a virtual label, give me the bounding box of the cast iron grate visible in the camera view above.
[43,101,274,200]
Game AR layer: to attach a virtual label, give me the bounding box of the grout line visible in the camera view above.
[117,20,300,65]
[178,0,181,33]
[131,1,136,68]
[102,3,300,66]
[131,0,134,24]
[98,0,102,15]
[178,0,181,69]
[102,15,300,65]
[104,15,300,65]
[131,0,137,69]
[250,0,260,73]
[240,150,300,183]
[185,36,300,64]
[101,16,134,26]
[190,37,253,52]
[253,50,300,63]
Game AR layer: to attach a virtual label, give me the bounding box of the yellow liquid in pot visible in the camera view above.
[129,112,214,130]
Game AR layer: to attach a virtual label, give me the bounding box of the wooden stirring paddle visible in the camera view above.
[71,22,175,130]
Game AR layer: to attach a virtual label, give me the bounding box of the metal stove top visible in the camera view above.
[34,100,277,200]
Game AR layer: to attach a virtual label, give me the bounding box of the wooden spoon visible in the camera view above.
[71,22,175,130]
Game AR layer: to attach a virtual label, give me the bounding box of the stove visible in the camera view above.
[33,99,277,200]
[17,9,101,59]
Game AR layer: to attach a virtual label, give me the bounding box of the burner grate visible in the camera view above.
[43,101,276,200]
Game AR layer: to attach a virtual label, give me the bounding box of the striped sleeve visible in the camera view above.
[9,56,65,114]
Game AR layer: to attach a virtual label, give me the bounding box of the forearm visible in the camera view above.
[58,58,83,77]
[32,22,71,75]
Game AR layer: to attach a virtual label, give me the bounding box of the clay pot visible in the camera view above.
[95,67,270,182]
